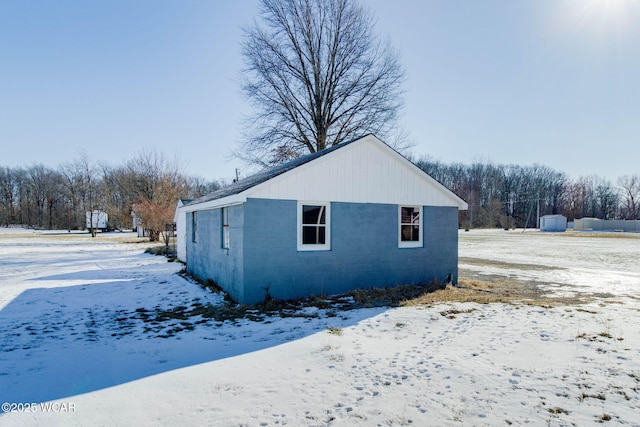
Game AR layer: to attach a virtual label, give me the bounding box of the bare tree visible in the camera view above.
[61,153,104,236]
[239,0,405,165]
[618,174,640,220]
[127,150,188,241]
[2,151,225,231]
[594,177,618,219]
[0,167,18,227]
[479,197,503,228]
[100,165,134,231]
[185,175,222,199]
[61,154,93,232]
[562,179,587,221]
[21,164,65,229]
[132,198,177,243]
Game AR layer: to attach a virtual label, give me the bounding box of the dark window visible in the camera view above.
[222,207,230,249]
[191,211,198,243]
[301,205,326,245]
[400,206,421,246]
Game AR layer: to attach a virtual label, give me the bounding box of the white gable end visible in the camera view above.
[247,135,467,209]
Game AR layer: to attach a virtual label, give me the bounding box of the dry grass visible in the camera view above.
[0,231,152,244]
[401,277,586,307]
[346,281,446,307]
[0,231,88,240]
[329,275,583,309]
[562,230,640,239]
[175,276,587,324]
[459,257,563,272]
[326,326,343,336]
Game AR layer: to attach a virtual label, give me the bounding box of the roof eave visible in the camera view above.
[180,193,247,213]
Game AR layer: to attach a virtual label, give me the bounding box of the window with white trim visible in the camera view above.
[191,211,198,243]
[298,202,330,251]
[399,206,422,248]
[221,207,230,249]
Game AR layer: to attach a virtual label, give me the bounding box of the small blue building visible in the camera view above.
[177,135,468,304]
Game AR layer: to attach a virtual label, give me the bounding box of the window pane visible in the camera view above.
[221,207,230,249]
[303,205,325,225]
[302,225,325,244]
[401,225,412,241]
[223,227,230,248]
[401,207,413,224]
[222,207,228,225]
[411,225,420,241]
[192,212,198,242]
[401,225,420,241]
[400,206,421,245]
[401,207,419,225]
[411,210,420,225]
[318,227,325,244]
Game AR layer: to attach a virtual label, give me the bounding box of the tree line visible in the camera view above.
[0,151,221,240]
[415,157,639,229]
[2,149,637,235]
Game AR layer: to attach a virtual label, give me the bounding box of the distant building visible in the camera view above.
[176,134,468,304]
[540,215,567,232]
[85,210,109,231]
[574,218,640,232]
[131,210,148,237]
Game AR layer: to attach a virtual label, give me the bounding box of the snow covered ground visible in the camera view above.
[1,228,639,426]
[459,230,640,303]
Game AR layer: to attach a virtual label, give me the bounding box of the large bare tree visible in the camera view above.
[239,0,405,165]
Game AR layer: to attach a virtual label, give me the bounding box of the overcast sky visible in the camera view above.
[1,0,638,183]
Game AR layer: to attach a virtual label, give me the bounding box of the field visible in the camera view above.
[0,228,639,426]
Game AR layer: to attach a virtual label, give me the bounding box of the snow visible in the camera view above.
[459,230,640,301]
[1,229,639,426]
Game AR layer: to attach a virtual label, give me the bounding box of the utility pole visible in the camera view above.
[536,195,540,229]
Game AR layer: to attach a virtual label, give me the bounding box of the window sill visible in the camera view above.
[399,242,423,248]
[297,245,331,252]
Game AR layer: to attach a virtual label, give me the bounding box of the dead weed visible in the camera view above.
[401,278,585,307]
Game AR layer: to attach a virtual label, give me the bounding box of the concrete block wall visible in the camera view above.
[185,198,459,304]
[185,205,245,302]
[241,198,459,303]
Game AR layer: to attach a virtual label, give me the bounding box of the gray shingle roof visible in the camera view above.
[185,135,371,207]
